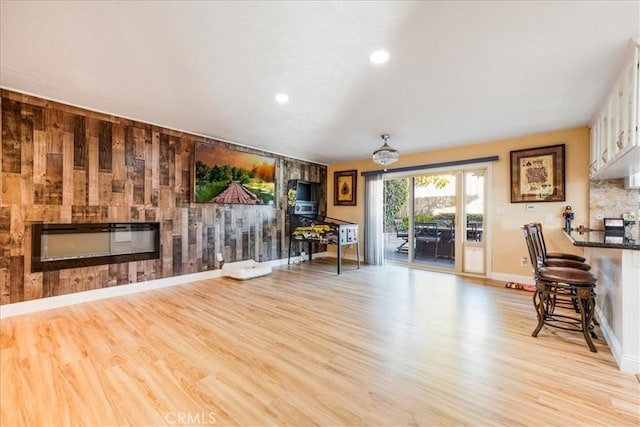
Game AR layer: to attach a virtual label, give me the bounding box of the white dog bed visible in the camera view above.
[221,259,272,280]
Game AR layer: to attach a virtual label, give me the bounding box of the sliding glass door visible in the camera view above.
[383,167,487,275]
[412,172,457,269]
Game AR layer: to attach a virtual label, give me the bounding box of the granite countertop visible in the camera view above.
[564,229,640,250]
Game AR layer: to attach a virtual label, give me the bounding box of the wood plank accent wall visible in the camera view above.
[0,89,327,305]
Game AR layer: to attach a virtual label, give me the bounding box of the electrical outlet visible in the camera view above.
[216,253,224,262]
[520,257,528,267]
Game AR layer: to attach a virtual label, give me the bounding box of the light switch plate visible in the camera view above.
[526,204,536,212]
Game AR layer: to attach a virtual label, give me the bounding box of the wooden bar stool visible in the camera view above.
[535,222,586,262]
[522,224,598,352]
[527,223,591,271]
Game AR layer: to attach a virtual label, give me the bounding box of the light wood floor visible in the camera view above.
[1,260,639,426]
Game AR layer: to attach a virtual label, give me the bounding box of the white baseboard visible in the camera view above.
[0,269,226,318]
[324,251,360,261]
[487,272,534,286]
[595,305,621,363]
[619,353,640,374]
[286,251,329,263]
[0,255,315,319]
[595,305,640,374]
[263,257,298,267]
[0,253,338,319]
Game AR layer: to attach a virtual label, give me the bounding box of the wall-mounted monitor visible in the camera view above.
[297,182,312,202]
[287,179,320,215]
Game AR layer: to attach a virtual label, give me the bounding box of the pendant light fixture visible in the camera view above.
[372,133,399,171]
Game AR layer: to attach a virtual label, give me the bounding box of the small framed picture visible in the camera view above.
[510,144,565,203]
[334,170,357,206]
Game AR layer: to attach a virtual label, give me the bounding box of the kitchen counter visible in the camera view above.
[564,229,640,374]
[563,229,640,250]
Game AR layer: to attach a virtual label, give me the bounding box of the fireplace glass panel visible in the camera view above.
[32,223,160,272]
[43,232,110,261]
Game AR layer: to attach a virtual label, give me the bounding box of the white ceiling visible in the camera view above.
[1,1,639,165]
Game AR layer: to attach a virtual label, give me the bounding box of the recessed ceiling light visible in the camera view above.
[275,93,289,104]
[369,50,389,64]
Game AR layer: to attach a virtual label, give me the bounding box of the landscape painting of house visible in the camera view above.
[194,142,276,205]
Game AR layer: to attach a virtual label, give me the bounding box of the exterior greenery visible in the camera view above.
[194,161,275,204]
[385,176,483,232]
[412,213,483,225]
[384,179,409,232]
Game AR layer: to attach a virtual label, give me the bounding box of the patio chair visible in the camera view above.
[393,219,409,252]
[415,222,441,260]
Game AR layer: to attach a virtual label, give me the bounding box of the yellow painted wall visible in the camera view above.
[327,127,590,278]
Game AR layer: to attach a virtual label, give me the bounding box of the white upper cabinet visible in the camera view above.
[590,39,640,180]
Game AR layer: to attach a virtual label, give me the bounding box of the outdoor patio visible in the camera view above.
[384,233,455,269]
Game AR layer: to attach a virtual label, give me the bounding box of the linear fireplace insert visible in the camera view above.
[31,222,160,272]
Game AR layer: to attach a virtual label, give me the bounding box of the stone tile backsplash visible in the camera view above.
[590,179,640,239]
